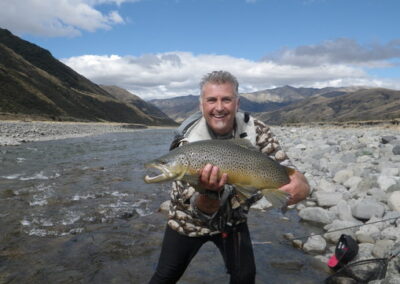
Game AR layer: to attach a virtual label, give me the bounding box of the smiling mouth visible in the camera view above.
[212,114,227,119]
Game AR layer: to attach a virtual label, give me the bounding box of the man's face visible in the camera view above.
[200,82,239,135]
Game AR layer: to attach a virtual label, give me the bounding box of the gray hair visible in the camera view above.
[199,70,239,98]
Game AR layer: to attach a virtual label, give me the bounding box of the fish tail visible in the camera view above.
[260,188,290,209]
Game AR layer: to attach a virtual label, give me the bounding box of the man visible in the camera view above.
[149,71,310,284]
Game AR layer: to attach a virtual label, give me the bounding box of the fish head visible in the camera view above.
[144,152,189,183]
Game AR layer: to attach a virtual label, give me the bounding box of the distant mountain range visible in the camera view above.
[0,28,176,126]
[151,85,400,124]
[118,83,400,126]
[257,87,400,124]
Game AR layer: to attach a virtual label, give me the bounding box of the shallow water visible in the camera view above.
[0,129,329,283]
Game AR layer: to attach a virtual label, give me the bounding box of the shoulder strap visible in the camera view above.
[169,111,202,150]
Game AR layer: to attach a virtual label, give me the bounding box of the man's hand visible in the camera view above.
[198,163,228,191]
[195,164,228,215]
[279,170,310,205]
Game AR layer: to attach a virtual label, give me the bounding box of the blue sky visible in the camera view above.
[1,0,400,99]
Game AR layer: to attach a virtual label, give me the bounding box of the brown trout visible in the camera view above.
[144,139,294,208]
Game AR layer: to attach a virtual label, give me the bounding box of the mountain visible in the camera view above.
[99,85,176,125]
[257,88,400,124]
[150,95,200,122]
[240,85,365,103]
[149,86,362,122]
[150,86,399,125]
[0,28,176,126]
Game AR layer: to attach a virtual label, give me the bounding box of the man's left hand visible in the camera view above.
[279,170,310,205]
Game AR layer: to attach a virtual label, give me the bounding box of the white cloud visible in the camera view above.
[0,0,137,37]
[264,38,400,68]
[61,51,400,100]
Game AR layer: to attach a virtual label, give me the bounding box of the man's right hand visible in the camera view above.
[198,163,228,191]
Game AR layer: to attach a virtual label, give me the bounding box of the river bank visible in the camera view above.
[270,124,400,283]
[0,120,150,146]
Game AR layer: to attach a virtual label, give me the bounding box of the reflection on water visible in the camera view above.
[0,129,328,283]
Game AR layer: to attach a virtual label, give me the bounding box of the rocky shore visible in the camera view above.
[271,125,400,283]
[0,120,147,146]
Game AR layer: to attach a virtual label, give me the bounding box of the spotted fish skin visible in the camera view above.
[144,139,294,208]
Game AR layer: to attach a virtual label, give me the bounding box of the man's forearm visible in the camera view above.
[195,194,220,214]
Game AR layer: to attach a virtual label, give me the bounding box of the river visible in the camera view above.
[0,129,329,283]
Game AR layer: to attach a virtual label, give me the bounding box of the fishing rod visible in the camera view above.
[285,216,400,241]
[252,216,400,245]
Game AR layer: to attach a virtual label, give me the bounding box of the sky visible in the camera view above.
[1,0,400,100]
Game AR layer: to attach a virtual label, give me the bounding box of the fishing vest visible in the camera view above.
[170,111,257,150]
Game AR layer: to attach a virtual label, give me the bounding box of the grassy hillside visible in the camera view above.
[257,88,400,124]
[0,28,175,125]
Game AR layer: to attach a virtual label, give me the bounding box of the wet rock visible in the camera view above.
[159,200,171,213]
[292,239,303,249]
[303,235,327,253]
[251,196,272,210]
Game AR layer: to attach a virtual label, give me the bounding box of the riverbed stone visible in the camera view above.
[303,235,326,253]
[388,191,400,212]
[344,176,362,190]
[159,200,170,213]
[351,199,385,220]
[315,192,343,207]
[324,219,359,238]
[335,200,362,223]
[378,175,398,191]
[381,227,400,241]
[333,169,354,184]
[353,243,374,261]
[298,207,335,224]
[317,178,338,193]
[380,167,400,177]
[251,197,272,210]
[393,145,400,155]
[381,136,397,144]
[372,239,394,258]
[355,224,381,244]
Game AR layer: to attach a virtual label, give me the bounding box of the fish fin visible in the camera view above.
[260,188,290,209]
[234,185,258,202]
[229,138,259,151]
[235,185,255,197]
